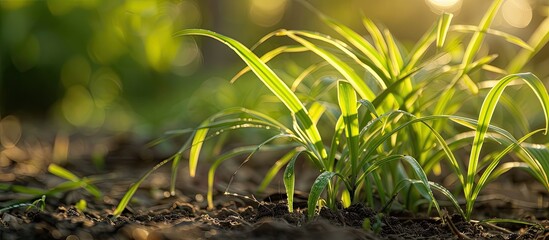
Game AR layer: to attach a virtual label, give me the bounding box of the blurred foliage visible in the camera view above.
[1,0,203,135]
[1,0,547,137]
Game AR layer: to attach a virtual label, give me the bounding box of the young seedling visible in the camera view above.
[112,0,549,223]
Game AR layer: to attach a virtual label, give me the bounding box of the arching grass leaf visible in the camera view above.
[307,171,337,219]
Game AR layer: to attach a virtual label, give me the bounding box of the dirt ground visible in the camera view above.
[1,133,548,240]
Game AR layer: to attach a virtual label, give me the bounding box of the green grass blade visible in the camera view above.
[322,17,390,78]
[461,74,479,95]
[176,29,327,165]
[427,181,466,218]
[308,101,327,125]
[48,164,101,198]
[360,114,464,187]
[400,156,440,215]
[308,77,340,102]
[78,179,102,199]
[341,189,351,208]
[308,171,336,219]
[186,107,291,178]
[498,94,530,133]
[360,155,408,181]
[383,29,403,78]
[206,146,258,209]
[381,179,410,212]
[362,18,389,62]
[48,180,101,198]
[369,70,420,109]
[465,73,549,219]
[186,108,282,180]
[489,162,530,182]
[207,140,295,209]
[112,156,175,218]
[481,64,507,75]
[449,115,515,140]
[484,28,532,50]
[359,155,440,216]
[507,17,549,73]
[231,45,308,83]
[170,153,184,195]
[291,62,330,91]
[436,13,453,48]
[187,115,284,178]
[387,179,457,218]
[169,115,275,189]
[241,107,294,130]
[338,81,360,184]
[185,115,285,181]
[298,0,390,79]
[189,123,209,177]
[461,0,503,67]
[327,115,346,172]
[115,108,294,217]
[402,23,436,75]
[450,25,532,51]
[431,0,503,148]
[521,143,549,190]
[424,131,491,174]
[471,129,544,205]
[284,151,305,212]
[0,183,46,195]
[258,149,298,193]
[214,136,297,205]
[193,118,284,131]
[0,196,45,213]
[146,128,194,148]
[280,30,379,100]
[206,146,261,209]
[359,99,379,119]
[465,54,498,73]
[48,164,80,181]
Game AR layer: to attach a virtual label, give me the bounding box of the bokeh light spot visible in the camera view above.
[88,27,125,65]
[249,0,287,27]
[502,0,532,28]
[170,1,201,27]
[145,21,180,72]
[172,39,201,76]
[0,116,22,148]
[426,0,462,13]
[61,85,95,127]
[90,68,122,107]
[429,0,459,7]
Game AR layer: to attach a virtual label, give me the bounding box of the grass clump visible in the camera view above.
[113,0,549,223]
[0,163,102,213]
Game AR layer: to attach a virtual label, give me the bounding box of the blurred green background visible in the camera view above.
[1,0,547,137]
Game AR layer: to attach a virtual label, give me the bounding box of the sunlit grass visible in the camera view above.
[0,164,102,208]
[112,0,549,224]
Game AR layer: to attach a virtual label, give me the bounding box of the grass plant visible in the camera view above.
[113,0,549,223]
[0,164,102,208]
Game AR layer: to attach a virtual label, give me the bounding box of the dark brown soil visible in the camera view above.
[1,134,549,240]
[2,179,548,240]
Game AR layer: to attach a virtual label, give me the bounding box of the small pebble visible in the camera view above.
[132,227,149,240]
[2,213,20,228]
[66,235,79,240]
